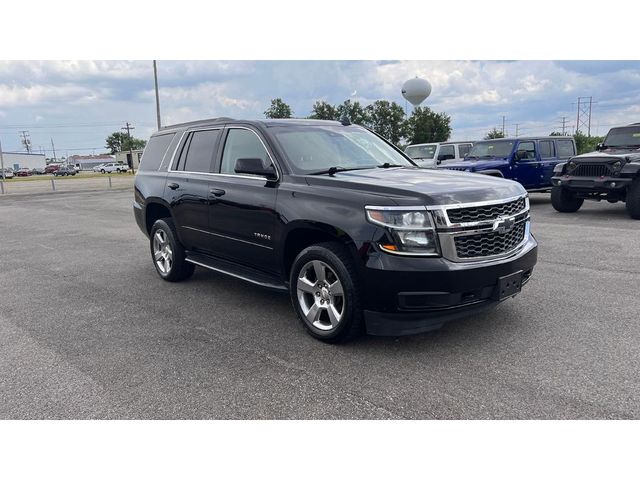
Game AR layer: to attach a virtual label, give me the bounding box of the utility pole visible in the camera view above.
[561,116,568,135]
[20,130,32,153]
[50,138,57,161]
[121,122,135,174]
[502,116,506,136]
[514,124,520,138]
[153,60,162,130]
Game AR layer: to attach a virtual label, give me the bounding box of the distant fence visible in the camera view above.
[0,175,134,196]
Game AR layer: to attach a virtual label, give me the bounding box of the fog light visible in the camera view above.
[610,182,617,188]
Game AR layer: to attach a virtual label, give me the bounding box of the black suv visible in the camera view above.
[134,118,538,342]
[551,123,640,218]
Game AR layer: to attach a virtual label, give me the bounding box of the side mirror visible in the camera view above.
[596,143,604,151]
[234,158,277,180]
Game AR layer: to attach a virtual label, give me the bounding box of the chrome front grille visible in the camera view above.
[571,163,610,177]
[429,194,530,262]
[454,222,526,258]
[447,197,526,223]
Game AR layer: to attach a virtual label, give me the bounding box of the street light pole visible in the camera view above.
[153,60,162,130]
[0,139,6,193]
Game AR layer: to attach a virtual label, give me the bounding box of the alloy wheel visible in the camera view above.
[153,230,173,274]
[296,260,345,331]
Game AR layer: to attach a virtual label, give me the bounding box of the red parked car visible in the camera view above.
[16,168,33,177]
[44,164,61,174]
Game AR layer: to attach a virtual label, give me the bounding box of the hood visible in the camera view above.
[305,167,524,207]
[440,158,509,172]
[574,148,640,162]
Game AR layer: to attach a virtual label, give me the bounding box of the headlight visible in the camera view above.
[365,207,440,256]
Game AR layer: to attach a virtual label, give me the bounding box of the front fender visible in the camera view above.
[553,162,568,175]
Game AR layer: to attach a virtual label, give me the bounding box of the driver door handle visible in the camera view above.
[168,182,180,190]
[209,188,226,197]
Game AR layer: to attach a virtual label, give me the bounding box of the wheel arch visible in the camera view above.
[144,199,174,235]
[280,221,361,279]
[477,169,505,178]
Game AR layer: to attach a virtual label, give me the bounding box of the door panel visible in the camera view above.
[538,140,557,187]
[165,173,212,250]
[208,127,279,272]
[513,141,542,188]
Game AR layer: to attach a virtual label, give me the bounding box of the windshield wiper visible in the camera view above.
[377,162,405,168]
[309,166,372,176]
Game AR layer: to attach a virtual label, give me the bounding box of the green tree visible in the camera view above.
[365,100,406,145]
[264,98,293,119]
[105,132,147,154]
[403,107,451,144]
[574,131,604,155]
[336,100,370,125]
[309,101,338,120]
[484,127,505,140]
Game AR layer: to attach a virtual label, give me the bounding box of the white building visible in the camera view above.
[0,151,46,170]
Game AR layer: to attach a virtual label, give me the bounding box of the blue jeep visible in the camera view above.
[441,136,577,191]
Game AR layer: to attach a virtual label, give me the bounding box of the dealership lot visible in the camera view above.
[0,189,639,419]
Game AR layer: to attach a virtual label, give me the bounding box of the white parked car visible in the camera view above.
[98,162,129,173]
[405,141,474,168]
[1,168,15,179]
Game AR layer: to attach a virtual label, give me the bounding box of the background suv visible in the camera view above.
[405,141,473,168]
[441,136,577,191]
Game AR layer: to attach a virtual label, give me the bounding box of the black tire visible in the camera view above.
[626,178,640,219]
[289,242,364,343]
[149,217,195,282]
[551,186,584,213]
[101,169,106,174]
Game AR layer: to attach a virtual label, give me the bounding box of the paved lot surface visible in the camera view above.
[1,190,639,419]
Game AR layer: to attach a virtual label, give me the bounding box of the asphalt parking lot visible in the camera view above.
[1,189,639,419]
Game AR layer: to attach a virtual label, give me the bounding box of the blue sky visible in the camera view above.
[0,60,639,157]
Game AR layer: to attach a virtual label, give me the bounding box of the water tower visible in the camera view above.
[401,77,432,111]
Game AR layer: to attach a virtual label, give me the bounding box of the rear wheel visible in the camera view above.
[150,218,195,282]
[625,178,640,219]
[551,186,583,213]
[290,242,364,343]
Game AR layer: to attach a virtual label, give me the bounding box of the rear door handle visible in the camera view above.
[168,182,180,190]
[209,188,226,197]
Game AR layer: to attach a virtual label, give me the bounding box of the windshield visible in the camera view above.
[603,126,640,147]
[467,141,515,159]
[271,125,414,174]
[405,144,437,160]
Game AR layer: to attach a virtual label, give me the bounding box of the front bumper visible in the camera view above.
[551,175,632,192]
[361,235,537,336]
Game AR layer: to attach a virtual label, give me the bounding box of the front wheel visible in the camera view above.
[626,178,640,219]
[149,218,195,282]
[551,186,584,213]
[100,169,106,174]
[290,242,364,343]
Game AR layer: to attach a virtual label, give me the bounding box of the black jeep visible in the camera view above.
[551,123,640,218]
[133,118,537,342]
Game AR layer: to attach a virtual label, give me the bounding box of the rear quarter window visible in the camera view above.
[556,140,576,158]
[139,133,176,172]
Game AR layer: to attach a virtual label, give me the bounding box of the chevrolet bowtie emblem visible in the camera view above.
[493,217,515,234]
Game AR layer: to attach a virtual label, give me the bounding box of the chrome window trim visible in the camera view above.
[218,126,281,182]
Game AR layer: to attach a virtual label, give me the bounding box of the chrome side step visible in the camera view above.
[185,252,288,292]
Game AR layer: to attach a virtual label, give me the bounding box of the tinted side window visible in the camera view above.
[438,145,455,160]
[516,141,536,160]
[539,140,555,158]
[182,129,220,173]
[220,129,270,175]
[139,133,176,172]
[158,133,182,172]
[458,144,472,157]
[557,140,576,158]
